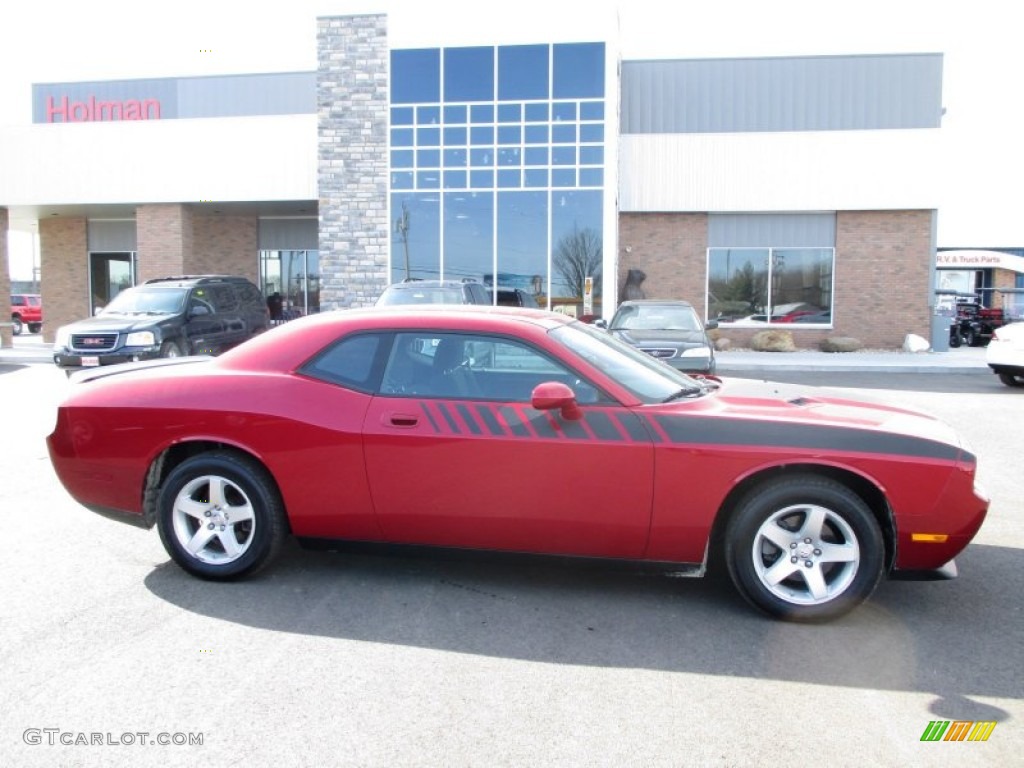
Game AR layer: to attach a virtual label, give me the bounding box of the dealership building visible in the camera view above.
[4,12,1018,350]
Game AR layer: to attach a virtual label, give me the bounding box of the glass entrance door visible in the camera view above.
[89,252,136,314]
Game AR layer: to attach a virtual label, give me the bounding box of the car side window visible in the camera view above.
[380,332,605,403]
[207,285,239,312]
[301,333,385,393]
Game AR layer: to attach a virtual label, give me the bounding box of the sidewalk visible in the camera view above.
[715,345,990,374]
[0,333,992,373]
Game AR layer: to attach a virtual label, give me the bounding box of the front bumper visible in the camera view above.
[53,346,163,369]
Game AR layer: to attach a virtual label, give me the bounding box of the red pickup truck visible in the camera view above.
[10,294,43,335]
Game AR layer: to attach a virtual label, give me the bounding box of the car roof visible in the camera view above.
[143,275,250,287]
[617,299,695,308]
[218,304,575,372]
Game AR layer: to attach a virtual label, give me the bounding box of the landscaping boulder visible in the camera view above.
[819,336,862,353]
[751,330,796,352]
[902,333,930,353]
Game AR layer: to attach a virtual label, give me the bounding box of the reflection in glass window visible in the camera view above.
[417,106,441,124]
[444,148,467,167]
[391,107,414,125]
[444,126,467,146]
[497,191,548,306]
[470,104,494,123]
[417,127,440,146]
[498,45,549,100]
[391,193,441,283]
[551,191,602,305]
[525,103,549,121]
[391,49,440,104]
[553,43,605,98]
[524,125,549,144]
[444,192,494,281]
[303,334,382,393]
[444,105,467,124]
[707,248,834,325]
[444,47,494,102]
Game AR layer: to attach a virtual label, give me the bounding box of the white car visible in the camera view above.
[986,321,1024,387]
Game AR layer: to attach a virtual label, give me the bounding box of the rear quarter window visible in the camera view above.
[300,333,386,393]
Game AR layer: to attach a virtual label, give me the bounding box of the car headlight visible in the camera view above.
[54,326,71,348]
[680,346,712,357]
[125,331,157,347]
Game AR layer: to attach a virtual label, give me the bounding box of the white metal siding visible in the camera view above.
[618,129,941,212]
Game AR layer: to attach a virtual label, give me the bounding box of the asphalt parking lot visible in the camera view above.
[0,353,1020,767]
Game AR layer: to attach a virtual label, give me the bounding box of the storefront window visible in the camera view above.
[260,250,320,321]
[89,252,136,314]
[708,247,833,325]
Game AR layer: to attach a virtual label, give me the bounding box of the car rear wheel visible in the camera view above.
[28,322,42,334]
[998,373,1024,387]
[724,475,884,622]
[156,452,287,580]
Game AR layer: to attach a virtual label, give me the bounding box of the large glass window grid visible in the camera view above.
[389,43,606,310]
[706,247,834,326]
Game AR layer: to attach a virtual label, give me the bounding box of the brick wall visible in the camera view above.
[618,213,708,313]
[136,204,193,282]
[191,215,258,282]
[39,217,89,344]
[317,14,389,309]
[617,209,936,350]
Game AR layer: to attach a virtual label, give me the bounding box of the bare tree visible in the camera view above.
[553,226,602,298]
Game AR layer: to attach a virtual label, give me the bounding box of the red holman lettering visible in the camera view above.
[46,95,161,123]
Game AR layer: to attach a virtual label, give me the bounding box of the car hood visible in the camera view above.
[611,328,708,345]
[678,377,965,452]
[61,314,170,333]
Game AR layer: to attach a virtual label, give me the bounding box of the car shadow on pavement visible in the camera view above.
[143,539,1022,708]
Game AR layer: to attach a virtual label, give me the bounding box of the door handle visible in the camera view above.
[385,413,420,428]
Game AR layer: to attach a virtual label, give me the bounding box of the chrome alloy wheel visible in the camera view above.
[750,503,860,606]
[170,474,256,565]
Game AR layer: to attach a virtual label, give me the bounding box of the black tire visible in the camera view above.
[11,316,23,335]
[963,328,977,347]
[948,331,961,348]
[28,323,42,334]
[160,340,184,358]
[998,373,1024,388]
[156,452,287,580]
[724,475,885,622]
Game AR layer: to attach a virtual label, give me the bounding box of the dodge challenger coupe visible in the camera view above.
[47,307,989,621]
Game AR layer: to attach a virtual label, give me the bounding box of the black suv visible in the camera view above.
[53,275,269,371]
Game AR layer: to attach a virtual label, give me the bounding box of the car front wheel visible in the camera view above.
[11,317,23,335]
[724,475,885,621]
[156,452,287,580]
[160,341,183,358]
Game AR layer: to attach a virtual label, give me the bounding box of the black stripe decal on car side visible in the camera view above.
[651,414,961,461]
[455,403,483,435]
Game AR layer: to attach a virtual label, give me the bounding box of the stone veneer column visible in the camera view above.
[0,208,10,348]
[317,14,389,309]
[136,204,194,283]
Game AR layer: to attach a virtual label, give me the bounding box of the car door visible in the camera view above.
[361,331,656,559]
[181,289,223,354]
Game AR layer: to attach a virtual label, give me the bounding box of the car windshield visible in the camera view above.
[101,286,188,315]
[549,321,706,403]
[611,304,700,331]
[378,287,465,305]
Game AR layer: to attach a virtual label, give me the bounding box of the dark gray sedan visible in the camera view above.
[604,299,718,373]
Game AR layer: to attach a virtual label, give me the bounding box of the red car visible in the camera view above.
[47,307,988,621]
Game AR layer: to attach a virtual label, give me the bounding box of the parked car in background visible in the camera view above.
[10,293,43,335]
[52,275,269,372]
[376,279,542,309]
[495,287,540,308]
[986,321,1024,387]
[46,306,988,622]
[602,299,718,373]
[376,279,490,306]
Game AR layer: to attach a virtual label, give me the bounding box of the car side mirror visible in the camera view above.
[592,318,608,329]
[530,381,582,421]
[189,305,211,317]
[704,319,719,330]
